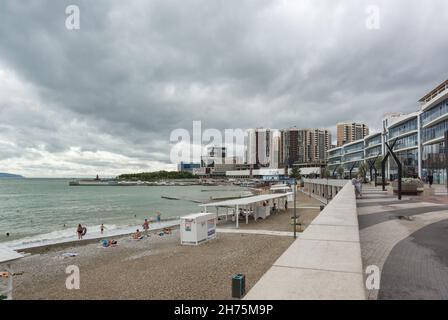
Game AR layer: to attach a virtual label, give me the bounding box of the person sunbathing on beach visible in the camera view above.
[133,229,142,240]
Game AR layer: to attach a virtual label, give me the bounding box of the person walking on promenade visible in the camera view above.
[352,178,359,198]
[356,175,363,199]
[428,171,434,188]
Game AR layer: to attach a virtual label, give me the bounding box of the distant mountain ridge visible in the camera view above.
[0,172,24,179]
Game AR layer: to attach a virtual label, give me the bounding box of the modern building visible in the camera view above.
[280,128,331,168]
[327,139,364,178]
[420,79,448,184]
[364,132,383,162]
[383,111,420,180]
[201,146,226,167]
[225,168,289,181]
[245,128,279,169]
[327,80,448,185]
[177,162,201,173]
[327,146,343,176]
[337,122,369,147]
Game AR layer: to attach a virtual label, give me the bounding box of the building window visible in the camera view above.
[422,119,448,142]
[389,118,417,139]
[421,100,448,126]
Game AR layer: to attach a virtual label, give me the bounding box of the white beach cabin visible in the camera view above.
[0,244,24,300]
[180,212,217,245]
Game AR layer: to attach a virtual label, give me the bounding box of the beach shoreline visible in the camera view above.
[15,223,181,255]
[3,219,181,252]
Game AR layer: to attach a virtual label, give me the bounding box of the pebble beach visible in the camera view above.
[12,230,293,299]
[11,191,321,299]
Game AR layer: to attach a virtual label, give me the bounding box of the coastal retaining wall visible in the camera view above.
[244,180,366,300]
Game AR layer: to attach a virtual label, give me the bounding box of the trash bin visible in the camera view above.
[232,274,246,298]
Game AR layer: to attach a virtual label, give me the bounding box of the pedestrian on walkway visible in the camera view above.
[356,175,363,199]
[352,178,359,198]
[428,171,434,188]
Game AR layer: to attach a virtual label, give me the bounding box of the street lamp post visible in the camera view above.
[293,178,297,239]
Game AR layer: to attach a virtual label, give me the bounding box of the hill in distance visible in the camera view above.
[0,172,25,179]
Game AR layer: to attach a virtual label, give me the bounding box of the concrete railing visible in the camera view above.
[244,181,366,300]
[302,178,348,204]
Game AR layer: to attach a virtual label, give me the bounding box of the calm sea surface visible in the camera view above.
[0,179,246,246]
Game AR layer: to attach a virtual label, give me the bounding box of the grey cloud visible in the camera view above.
[0,0,447,176]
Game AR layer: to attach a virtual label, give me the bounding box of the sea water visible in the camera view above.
[0,178,246,249]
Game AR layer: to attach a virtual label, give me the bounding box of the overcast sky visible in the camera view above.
[1,0,447,177]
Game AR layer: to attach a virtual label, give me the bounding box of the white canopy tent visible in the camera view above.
[0,245,24,300]
[270,184,292,193]
[199,192,293,228]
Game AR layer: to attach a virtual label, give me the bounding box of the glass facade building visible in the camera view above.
[389,118,418,139]
[326,80,448,184]
[385,112,420,180]
[420,81,448,185]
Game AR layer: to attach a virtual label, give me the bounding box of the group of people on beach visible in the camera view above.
[134,211,163,239]
[76,211,163,241]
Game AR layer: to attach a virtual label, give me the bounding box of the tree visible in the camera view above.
[322,167,331,179]
[374,156,383,173]
[336,165,345,179]
[117,170,196,181]
[290,166,302,180]
[358,162,369,180]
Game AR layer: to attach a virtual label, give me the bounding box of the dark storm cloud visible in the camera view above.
[0,0,447,176]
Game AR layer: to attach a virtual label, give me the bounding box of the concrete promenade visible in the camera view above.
[245,180,366,300]
[245,179,448,300]
[358,185,448,299]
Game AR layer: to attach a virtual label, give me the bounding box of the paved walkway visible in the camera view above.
[358,185,448,299]
[245,182,365,300]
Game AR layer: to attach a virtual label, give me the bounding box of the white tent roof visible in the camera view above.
[0,244,24,264]
[199,192,293,207]
[270,185,291,190]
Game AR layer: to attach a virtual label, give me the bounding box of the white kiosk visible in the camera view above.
[0,245,24,300]
[180,212,217,245]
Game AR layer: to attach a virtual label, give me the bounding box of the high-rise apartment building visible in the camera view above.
[337,122,369,146]
[280,128,331,167]
[245,128,279,168]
